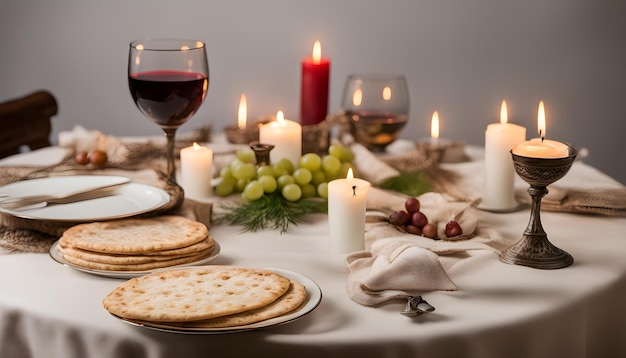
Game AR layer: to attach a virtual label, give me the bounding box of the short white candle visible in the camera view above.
[481,100,526,211]
[180,142,213,199]
[259,111,302,165]
[328,169,371,254]
[512,101,569,158]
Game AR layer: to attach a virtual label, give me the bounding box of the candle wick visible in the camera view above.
[539,129,544,142]
[352,186,356,196]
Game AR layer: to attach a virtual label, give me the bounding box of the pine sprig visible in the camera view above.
[215,193,328,233]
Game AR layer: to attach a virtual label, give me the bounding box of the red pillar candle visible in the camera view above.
[300,40,330,126]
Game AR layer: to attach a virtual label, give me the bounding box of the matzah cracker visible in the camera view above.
[62,249,213,271]
[61,216,208,254]
[58,237,214,265]
[103,266,291,322]
[173,280,307,328]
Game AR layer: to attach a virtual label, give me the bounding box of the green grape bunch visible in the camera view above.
[215,143,355,202]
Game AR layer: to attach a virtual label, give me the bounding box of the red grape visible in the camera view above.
[88,150,108,167]
[411,211,428,229]
[422,223,437,239]
[389,211,410,226]
[74,151,89,165]
[445,221,463,237]
[405,224,422,235]
[405,197,421,213]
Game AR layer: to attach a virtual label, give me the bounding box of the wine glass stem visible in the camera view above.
[164,129,177,183]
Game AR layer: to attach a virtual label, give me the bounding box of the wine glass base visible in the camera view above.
[499,234,573,270]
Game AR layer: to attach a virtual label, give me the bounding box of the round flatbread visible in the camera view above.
[61,216,208,254]
[174,280,307,328]
[58,237,214,265]
[62,249,213,271]
[103,266,291,322]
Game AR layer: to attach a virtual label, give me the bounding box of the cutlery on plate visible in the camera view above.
[0,178,130,210]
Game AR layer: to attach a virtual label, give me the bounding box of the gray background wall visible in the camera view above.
[1,0,624,184]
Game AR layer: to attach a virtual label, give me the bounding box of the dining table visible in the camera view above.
[0,136,625,358]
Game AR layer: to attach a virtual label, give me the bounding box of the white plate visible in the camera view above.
[0,175,170,222]
[49,240,221,279]
[112,268,322,334]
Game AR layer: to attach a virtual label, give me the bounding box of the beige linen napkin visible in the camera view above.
[346,239,457,306]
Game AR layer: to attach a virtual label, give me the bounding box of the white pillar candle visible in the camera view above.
[512,100,569,159]
[481,100,527,211]
[328,169,371,254]
[259,111,302,165]
[180,142,213,199]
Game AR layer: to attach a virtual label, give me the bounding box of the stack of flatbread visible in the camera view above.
[57,215,215,272]
[103,266,307,329]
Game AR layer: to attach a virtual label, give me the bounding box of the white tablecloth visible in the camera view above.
[1,147,625,358]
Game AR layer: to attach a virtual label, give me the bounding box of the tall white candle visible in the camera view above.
[259,111,302,165]
[328,169,370,254]
[512,101,569,158]
[481,100,526,211]
[180,142,213,199]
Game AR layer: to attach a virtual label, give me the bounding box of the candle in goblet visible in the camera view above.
[259,111,302,166]
[224,93,261,144]
[180,142,213,199]
[512,101,569,158]
[481,100,527,211]
[328,168,371,254]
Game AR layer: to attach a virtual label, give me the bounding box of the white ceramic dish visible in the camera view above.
[0,175,170,222]
[111,268,322,334]
[49,240,221,279]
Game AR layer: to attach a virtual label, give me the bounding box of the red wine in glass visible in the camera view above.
[128,39,209,184]
[129,70,208,130]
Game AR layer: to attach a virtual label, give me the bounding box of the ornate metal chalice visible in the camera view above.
[499,144,577,269]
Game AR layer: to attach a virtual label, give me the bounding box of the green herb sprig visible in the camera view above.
[378,170,433,197]
[215,193,328,233]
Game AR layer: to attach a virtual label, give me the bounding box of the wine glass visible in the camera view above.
[128,39,209,183]
[341,74,409,151]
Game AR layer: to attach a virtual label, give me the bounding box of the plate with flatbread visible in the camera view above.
[104,266,322,334]
[49,215,220,279]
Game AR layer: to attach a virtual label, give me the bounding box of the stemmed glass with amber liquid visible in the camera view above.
[128,39,209,183]
[341,74,410,151]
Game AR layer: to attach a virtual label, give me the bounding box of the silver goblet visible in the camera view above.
[500,144,577,269]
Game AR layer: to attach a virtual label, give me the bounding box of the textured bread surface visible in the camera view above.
[60,215,208,254]
[103,266,291,322]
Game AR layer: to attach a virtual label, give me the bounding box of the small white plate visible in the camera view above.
[49,240,221,279]
[111,268,322,334]
[0,176,170,222]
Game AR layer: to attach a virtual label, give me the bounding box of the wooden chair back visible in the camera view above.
[0,90,57,158]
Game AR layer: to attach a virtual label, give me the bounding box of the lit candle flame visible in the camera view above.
[538,100,546,140]
[276,110,285,124]
[312,40,322,65]
[352,89,363,106]
[431,111,440,140]
[346,168,354,180]
[382,86,392,101]
[180,45,190,51]
[192,142,201,150]
[237,94,247,129]
[500,100,508,124]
